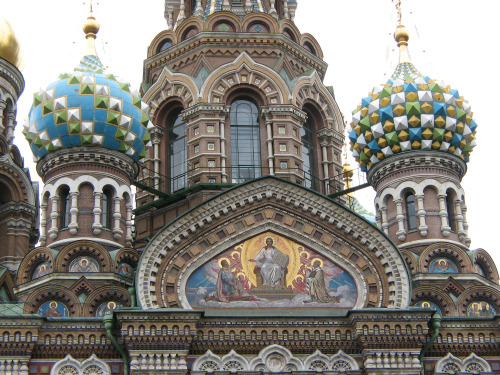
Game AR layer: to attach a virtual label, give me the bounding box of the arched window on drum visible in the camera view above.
[59,186,70,228]
[102,187,113,229]
[301,113,317,189]
[230,99,261,183]
[168,108,187,192]
[405,192,417,231]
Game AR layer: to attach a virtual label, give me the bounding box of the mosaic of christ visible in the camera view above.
[185,232,357,309]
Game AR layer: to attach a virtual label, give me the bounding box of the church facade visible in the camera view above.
[0,1,499,375]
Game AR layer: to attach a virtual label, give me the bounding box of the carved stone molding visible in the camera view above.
[0,58,24,98]
[367,151,467,190]
[433,352,492,374]
[36,147,138,182]
[191,345,360,374]
[50,354,111,375]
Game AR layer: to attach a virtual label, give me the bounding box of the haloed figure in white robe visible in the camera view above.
[254,238,289,288]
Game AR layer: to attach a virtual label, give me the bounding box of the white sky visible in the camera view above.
[4,1,500,268]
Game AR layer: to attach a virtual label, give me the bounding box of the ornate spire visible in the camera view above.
[392,0,410,64]
[83,1,100,57]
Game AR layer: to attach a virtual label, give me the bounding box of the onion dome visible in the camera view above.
[348,25,477,172]
[0,19,22,68]
[24,15,152,162]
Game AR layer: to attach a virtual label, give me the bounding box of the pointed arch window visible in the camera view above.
[230,99,261,183]
[301,114,317,189]
[168,108,187,192]
[405,192,417,231]
[60,187,71,228]
[102,188,113,229]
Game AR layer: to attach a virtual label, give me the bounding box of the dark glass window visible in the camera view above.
[60,188,70,228]
[301,115,316,189]
[168,109,187,192]
[406,193,417,231]
[446,192,456,231]
[102,189,113,229]
[230,99,261,183]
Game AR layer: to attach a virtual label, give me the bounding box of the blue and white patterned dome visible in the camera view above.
[24,16,152,162]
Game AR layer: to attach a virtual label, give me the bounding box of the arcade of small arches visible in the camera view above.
[151,11,319,59]
[375,179,470,245]
[39,177,134,247]
[0,89,18,150]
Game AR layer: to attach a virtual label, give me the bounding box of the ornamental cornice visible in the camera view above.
[0,201,37,218]
[137,177,410,310]
[0,58,24,98]
[145,33,327,76]
[180,103,229,121]
[36,147,138,181]
[367,151,467,189]
[261,105,307,121]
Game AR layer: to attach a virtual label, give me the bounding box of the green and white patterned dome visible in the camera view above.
[348,25,477,172]
[24,15,153,162]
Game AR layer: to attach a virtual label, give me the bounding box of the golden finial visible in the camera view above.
[392,0,410,64]
[83,0,99,56]
[342,141,354,194]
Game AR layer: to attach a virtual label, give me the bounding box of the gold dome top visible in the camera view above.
[83,15,100,57]
[394,24,409,45]
[394,24,411,64]
[83,15,100,35]
[0,19,22,68]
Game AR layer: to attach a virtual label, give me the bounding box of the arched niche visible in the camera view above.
[137,176,410,310]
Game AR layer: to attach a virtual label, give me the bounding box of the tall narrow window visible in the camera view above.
[168,108,187,192]
[446,191,456,232]
[60,187,70,228]
[301,114,316,189]
[230,99,261,183]
[405,192,417,231]
[102,189,113,229]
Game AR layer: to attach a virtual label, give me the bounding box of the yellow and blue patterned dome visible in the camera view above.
[348,25,477,172]
[24,16,152,162]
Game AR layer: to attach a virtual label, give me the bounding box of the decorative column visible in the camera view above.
[264,113,274,176]
[0,100,6,134]
[176,0,186,25]
[194,0,203,17]
[318,129,332,195]
[125,199,133,247]
[269,0,278,19]
[462,202,471,246]
[39,199,48,246]
[283,0,289,19]
[220,108,229,183]
[394,198,406,241]
[415,194,428,236]
[68,191,79,235]
[437,194,451,237]
[113,196,123,240]
[92,192,103,235]
[48,196,59,239]
[4,111,16,144]
[455,198,466,242]
[380,206,389,235]
[150,126,164,197]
